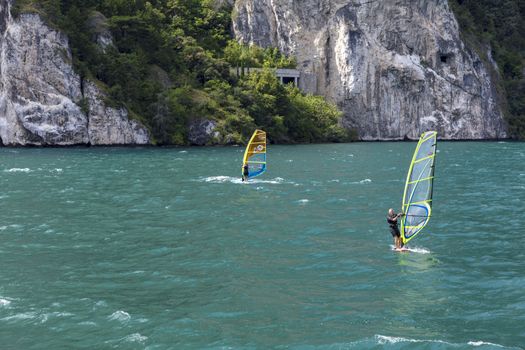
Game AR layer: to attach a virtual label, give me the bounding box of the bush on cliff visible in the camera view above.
[12,0,346,145]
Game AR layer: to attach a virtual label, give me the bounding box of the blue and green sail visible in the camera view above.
[400,131,437,244]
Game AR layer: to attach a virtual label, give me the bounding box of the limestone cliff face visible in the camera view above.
[0,0,150,146]
[233,0,507,140]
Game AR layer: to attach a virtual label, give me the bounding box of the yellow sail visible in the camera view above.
[242,130,267,179]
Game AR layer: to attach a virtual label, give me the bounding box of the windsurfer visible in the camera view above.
[387,208,404,249]
[242,164,249,182]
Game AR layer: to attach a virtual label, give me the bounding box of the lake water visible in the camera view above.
[0,142,523,349]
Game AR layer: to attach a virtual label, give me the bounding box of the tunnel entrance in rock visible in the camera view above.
[282,76,296,85]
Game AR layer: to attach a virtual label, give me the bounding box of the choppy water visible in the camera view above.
[0,142,523,349]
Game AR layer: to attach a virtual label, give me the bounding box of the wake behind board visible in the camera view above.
[390,245,431,254]
[393,247,410,253]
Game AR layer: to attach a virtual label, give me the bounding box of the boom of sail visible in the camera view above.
[400,131,437,244]
[242,130,267,179]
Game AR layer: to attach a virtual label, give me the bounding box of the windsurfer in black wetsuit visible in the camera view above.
[387,208,404,249]
[242,164,249,182]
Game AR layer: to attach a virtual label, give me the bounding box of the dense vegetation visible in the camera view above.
[449,0,525,139]
[12,0,351,145]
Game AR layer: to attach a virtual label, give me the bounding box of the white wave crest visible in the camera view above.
[250,178,286,184]
[376,335,514,349]
[123,333,147,343]
[297,199,309,204]
[202,176,242,184]
[109,310,131,322]
[348,178,372,184]
[376,335,449,345]
[406,246,431,254]
[200,176,287,185]
[468,341,505,347]
[390,245,431,254]
[2,312,37,321]
[5,168,31,173]
[0,298,11,307]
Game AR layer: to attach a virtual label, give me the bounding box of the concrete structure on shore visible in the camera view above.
[231,67,318,95]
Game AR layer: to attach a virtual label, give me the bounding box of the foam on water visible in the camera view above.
[390,245,431,254]
[347,178,372,185]
[122,333,148,343]
[376,335,450,345]
[108,310,131,322]
[200,175,289,184]
[375,335,518,348]
[404,246,431,254]
[468,341,509,348]
[200,175,242,184]
[4,168,31,173]
[2,312,37,321]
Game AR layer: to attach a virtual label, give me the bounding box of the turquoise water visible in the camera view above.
[0,142,523,349]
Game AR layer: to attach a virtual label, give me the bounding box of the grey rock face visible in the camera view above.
[188,119,218,145]
[86,11,114,52]
[84,81,149,145]
[0,0,150,146]
[233,0,507,140]
[0,10,88,145]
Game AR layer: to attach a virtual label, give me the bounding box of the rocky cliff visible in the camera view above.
[0,0,150,146]
[233,0,507,140]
